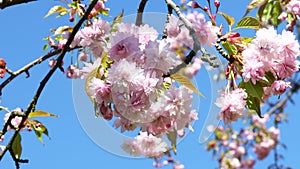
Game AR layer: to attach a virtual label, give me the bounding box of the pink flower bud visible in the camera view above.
[187,1,201,8]
[271,80,291,95]
[214,0,220,7]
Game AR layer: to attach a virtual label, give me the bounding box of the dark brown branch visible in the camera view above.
[0,47,80,95]
[0,0,36,9]
[0,0,98,167]
[136,0,148,26]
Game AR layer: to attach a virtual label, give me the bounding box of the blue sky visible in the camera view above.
[0,0,299,169]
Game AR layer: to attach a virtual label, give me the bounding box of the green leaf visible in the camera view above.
[44,6,69,18]
[241,37,253,43]
[170,73,205,98]
[111,9,124,32]
[271,1,282,26]
[219,12,235,27]
[31,120,49,144]
[262,2,273,25]
[265,71,276,84]
[53,26,73,36]
[247,96,263,118]
[166,130,177,154]
[222,41,237,55]
[43,44,49,52]
[28,110,58,118]
[242,80,263,99]
[257,1,268,20]
[234,16,260,30]
[12,133,22,159]
[244,0,267,17]
[56,10,70,18]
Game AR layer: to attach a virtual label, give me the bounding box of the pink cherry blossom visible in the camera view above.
[287,0,300,15]
[271,80,291,95]
[88,77,112,105]
[122,131,168,158]
[241,159,256,169]
[113,115,137,133]
[253,138,275,160]
[186,11,219,46]
[80,58,103,79]
[108,32,140,61]
[137,24,159,45]
[71,18,110,57]
[173,163,185,169]
[144,86,197,135]
[268,126,280,141]
[241,54,265,84]
[65,65,82,79]
[4,108,24,130]
[165,15,181,38]
[215,88,248,124]
[144,40,178,77]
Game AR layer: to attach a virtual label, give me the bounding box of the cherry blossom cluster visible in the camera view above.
[242,27,299,86]
[207,112,282,169]
[52,9,219,159]
[215,26,299,125]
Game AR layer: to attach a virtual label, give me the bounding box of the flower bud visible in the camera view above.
[187,1,201,8]
[214,0,220,8]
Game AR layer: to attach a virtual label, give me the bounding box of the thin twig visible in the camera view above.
[266,82,300,115]
[162,4,173,39]
[0,0,98,167]
[0,47,79,95]
[164,0,203,75]
[136,0,148,26]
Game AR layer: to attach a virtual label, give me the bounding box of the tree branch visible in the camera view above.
[161,4,173,39]
[0,0,98,167]
[0,0,36,9]
[0,47,78,95]
[136,0,148,26]
[266,81,300,115]
[164,0,205,75]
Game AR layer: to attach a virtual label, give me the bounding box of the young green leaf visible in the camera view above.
[111,9,124,32]
[271,1,282,26]
[166,130,177,154]
[54,26,73,36]
[244,0,267,17]
[28,110,58,118]
[242,80,263,99]
[222,41,237,55]
[234,16,260,30]
[44,6,69,18]
[265,71,276,84]
[170,73,205,98]
[12,133,22,159]
[246,96,263,118]
[219,12,235,27]
[31,120,49,144]
[257,1,268,20]
[43,44,49,52]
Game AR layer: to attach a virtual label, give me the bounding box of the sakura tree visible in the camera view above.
[0,0,299,169]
